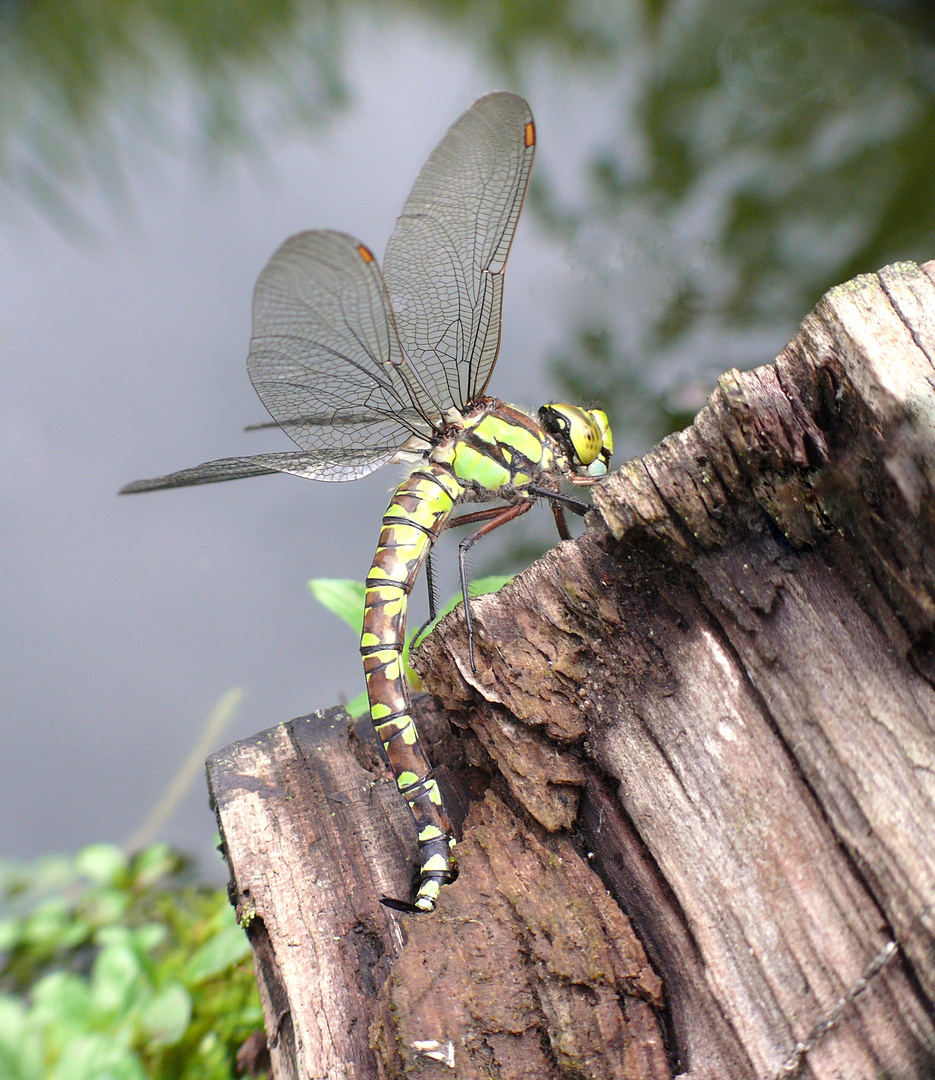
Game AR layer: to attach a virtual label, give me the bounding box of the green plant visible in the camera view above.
[0,843,265,1080]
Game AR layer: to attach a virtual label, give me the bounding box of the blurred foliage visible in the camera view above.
[525,0,935,456]
[404,0,618,63]
[0,0,345,232]
[0,843,266,1080]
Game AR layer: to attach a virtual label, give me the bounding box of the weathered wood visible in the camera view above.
[207,707,415,1079]
[209,260,935,1079]
[208,703,667,1079]
[418,260,935,1078]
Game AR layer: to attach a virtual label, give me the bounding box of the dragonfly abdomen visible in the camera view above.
[359,406,564,911]
[360,464,463,911]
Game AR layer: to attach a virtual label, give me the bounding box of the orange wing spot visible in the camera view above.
[357,244,375,263]
[524,121,535,148]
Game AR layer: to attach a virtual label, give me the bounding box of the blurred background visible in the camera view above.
[2,0,934,880]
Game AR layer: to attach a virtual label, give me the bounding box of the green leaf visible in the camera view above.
[141,982,192,1045]
[31,971,95,1030]
[0,996,27,1032]
[0,995,42,1080]
[94,925,134,949]
[83,887,130,930]
[184,921,251,984]
[0,917,22,951]
[49,1034,147,1080]
[344,689,369,720]
[130,843,178,888]
[74,844,128,887]
[131,921,169,956]
[308,578,366,634]
[22,899,70,947]
[90,944,146,1016]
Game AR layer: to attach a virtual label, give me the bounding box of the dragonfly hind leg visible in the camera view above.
[456,501,532,672]
[410,550,440,648]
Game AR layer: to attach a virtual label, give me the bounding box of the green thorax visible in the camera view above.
[429,399,561,498]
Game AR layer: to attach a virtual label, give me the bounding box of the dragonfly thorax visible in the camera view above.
[428,399,569,504]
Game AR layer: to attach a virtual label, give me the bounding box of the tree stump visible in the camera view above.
[207,260,935,1080]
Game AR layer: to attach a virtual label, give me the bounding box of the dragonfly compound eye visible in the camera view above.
[538,404,611,470]
[588,409,613,475]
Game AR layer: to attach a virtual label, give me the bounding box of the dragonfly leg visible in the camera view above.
[412,506,521,649]
[411,551,440,648]
[446,506,517,529]
[527,483,590,517]
[458,501,532,672]
[426,549,438,623]
[551,502,571,541]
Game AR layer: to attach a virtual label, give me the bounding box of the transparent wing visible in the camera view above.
[383,91,535,411]
[246,230,439,480]
[120,447,394,493]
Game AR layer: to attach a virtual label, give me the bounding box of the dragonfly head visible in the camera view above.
[538,404,613,482]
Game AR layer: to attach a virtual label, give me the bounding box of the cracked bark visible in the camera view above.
[208,260,935,1080]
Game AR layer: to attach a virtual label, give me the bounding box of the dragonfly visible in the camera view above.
[122,92,613,913]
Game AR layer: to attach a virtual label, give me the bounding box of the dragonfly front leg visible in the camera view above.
[412,506,518,649]
[527,483,590,518]
[457,501,532,672]
[526,483,592,541]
